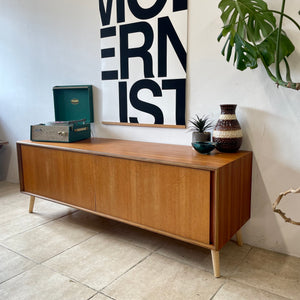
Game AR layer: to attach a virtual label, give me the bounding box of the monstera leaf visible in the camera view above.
[217,0,299,90]
[219,0,276,42]
[257,29,295,66]
[219,32,258,70]
[218,0,277,70]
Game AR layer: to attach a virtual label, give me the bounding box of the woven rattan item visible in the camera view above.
[273,187,300,225]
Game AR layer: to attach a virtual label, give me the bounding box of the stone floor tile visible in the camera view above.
[0,191,28,209]
[0,182,19,196]
[0,183,75,215]
[231,247,300,299]
[0,203,31,224]
[58,210,119,232]
[90,293,113,300]
[0,214,50,241]
[1,182,300,300]
[0,245,36,284]
[0,206,76,241]
[0,196,26,219]
[1,218,98,263]
[157,239,251,276]
[44,233,151,290]
[213,281,290,300]
[29,197,77,218]
[59,210,165,251]
[103,253,225,300]
[106,222,166,251]
[0,265,96,300]
[0,191,76,241]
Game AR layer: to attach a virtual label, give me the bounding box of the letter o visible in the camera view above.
[128,0,167,19]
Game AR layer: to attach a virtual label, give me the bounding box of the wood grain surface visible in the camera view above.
[94,156,211,244]
[213,154,252,250]
[19,145,95,210]
[17,138,252,251]
[18,138,251,171]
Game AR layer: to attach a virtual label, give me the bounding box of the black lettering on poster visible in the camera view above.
[99,0,187,126]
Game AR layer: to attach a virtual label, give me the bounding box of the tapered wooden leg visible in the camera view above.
[236,229,243,247]
[211,250,220,278]
[29,196,35,213]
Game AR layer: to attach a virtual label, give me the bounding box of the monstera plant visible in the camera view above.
[218,0,300,90]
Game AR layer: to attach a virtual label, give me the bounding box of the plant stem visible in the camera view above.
[265,10,300,30]
[220,0,299,90]
[275,0,286,81]
[284,58,292,82]
[235,0,299,90]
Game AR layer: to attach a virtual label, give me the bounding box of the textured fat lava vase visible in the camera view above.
[212,104,242,153]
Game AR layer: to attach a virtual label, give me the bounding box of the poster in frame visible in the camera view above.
[99,0,188,128]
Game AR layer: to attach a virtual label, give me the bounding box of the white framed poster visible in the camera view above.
[99,0,187,128]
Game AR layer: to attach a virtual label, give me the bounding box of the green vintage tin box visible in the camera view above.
[31,85,94,143]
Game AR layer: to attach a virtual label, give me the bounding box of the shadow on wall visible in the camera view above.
[238,107,300,255]
[0,144,11,181]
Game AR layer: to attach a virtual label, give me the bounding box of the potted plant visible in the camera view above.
[189,114,214,142]
[217,0,300,90]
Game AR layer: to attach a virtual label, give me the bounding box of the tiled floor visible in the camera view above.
[0,182,299,300]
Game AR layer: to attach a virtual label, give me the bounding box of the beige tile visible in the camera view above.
[0,181,18,187]
[0,206,76,241]
[0,182,75,216]
[104,253,225,300]
[157,239,251,276]
[0,245,36,283]
[0,182,19,196]
[0,214,48,241]
[0,181,16,188]
[0,204,29,225]
[0,191,28,209]
[60,211,165,251]
[1,218,97,263]
[107,222,166,251]
[214,281,289,300]
[90,293,112,300]
[44,233,151,290]
[0,194,33,224]
[0,190,76,241]
[59,210,118,232]
[29,198,77,218]
[0,265,96,300]
[232,247,300,299]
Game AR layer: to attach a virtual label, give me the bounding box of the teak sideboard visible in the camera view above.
[17,138,252,277]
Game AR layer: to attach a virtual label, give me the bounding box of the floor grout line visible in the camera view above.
[226,276,294,300]
[209,282,226,300]
[226,244,253,277]
[0,244,38,264]
[99,292,118,300]
[0,267,36,286]
[36,264,100,295]
[151,247,214,274]
[1,183,300,300]
[39,232,100,264]
[99,249,156,293]
[86,292,99,300]
[0,233,99,291]
[0,208,78,243]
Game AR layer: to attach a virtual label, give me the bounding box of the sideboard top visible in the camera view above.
[17,138,252,171]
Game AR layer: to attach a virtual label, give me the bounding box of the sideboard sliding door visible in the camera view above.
[19,145,95,210]
[94,156,211,244]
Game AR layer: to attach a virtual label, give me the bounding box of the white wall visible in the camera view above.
[1,0,299,257]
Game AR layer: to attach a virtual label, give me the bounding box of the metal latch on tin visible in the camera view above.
[58,131,68,136]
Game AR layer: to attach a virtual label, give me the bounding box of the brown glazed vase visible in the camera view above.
[212,104,242,153]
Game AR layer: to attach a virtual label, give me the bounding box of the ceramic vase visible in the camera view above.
[212,104,242,153]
